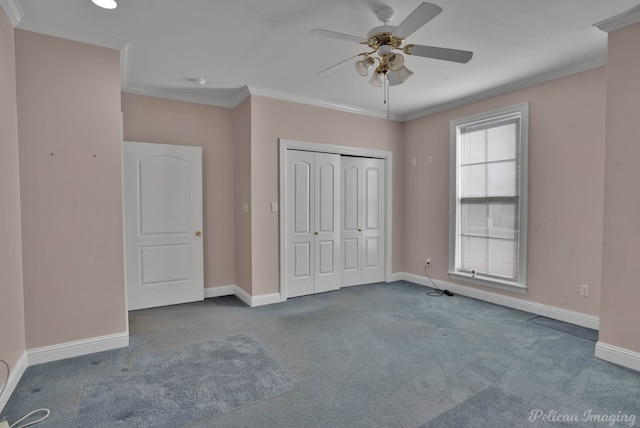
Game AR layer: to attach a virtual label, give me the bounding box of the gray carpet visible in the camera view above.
[420,385,535,428]
[2,281,639,427]
[76,334,297,427]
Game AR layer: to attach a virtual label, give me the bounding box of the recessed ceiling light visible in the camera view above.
[92,0,117,9]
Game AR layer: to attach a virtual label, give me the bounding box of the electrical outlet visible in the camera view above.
[425,258,431,266]
[580,284,590,297]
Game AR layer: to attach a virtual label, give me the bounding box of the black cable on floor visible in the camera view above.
[424,265,444,297]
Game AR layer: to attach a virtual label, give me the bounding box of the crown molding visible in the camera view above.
[230,86,252,107]
[246,85,403,121]
[121,83,241,108]
[594,4,640,33]
[0,0,24,26]
[120,43,131,89]
[402,56,607,122]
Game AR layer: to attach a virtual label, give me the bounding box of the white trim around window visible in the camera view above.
[448,103,529,293]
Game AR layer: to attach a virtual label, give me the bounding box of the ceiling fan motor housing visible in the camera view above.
[366,29,404,52]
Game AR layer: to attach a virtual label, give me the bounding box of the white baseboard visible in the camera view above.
[251,293,281,307]
[387,272,404,282]
[0,352,27,414]
[400,272,600,330]
[595,341,640,372]
[204,285,236,299]
[27,332,129,366]
[205,285,281,308]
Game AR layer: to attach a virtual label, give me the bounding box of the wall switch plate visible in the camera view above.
[271,202,278,213]
[580,284,589,297]
[243,202,249,212]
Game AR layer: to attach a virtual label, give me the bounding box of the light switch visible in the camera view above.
[412,158,417,166]
[271,202,278,213]
[243,202,249,212]
[427,156,433,165]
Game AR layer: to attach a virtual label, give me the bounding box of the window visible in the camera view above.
[449,103,528,292]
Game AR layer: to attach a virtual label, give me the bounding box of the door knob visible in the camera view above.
[195,230,202,236]
[315,232,319,235]
[358,228,362,232]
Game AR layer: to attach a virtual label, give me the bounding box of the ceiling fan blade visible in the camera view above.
[315,54,363,77]
[309,29,368,44]
[394,2,443,39]
[405,44,473,63]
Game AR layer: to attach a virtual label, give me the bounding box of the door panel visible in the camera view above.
[362,158,385,284]
[293,242,312,279]
[365,168,380,230]
[140,244,191,285]
[341,157,385,286]
[139,157,191,235]
[340,157,363,287]
[287,151,315,297]
[123,141,203,311]
[293,162,312,234]
[314,153,340,293]
[343,238,359,271]
[364,237,379,268]
[318,240,335,275]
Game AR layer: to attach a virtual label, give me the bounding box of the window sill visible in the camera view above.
[448,271,527,295]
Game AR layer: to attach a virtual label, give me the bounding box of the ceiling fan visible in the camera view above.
[310,2,473,88]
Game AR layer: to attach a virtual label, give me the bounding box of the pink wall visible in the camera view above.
[0,7,26,375]
[600,22,640,352]
[249,96,405,296]
[232,97,253,294]
[404,67,607,316]
[15,30,126,348]
[121,93,236,289]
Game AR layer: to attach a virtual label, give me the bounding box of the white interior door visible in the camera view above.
[286,150,315,298]
[314,153,341,293]
[286,150,340,298]
[341,157,363,287]
[361,158,385,283]
[123,141,204,310]
[341,157,385,286]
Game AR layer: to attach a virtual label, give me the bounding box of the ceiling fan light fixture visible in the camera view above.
[368,69,385,87]
[91,0,117,9]
[396,65,413,83]
[388,53,404,71]
[355,57,375,77]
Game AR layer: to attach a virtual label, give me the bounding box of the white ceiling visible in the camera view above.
[6,0,640,120]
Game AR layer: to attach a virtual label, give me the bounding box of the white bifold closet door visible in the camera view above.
[286,150,341,298]
[341,156,385,286]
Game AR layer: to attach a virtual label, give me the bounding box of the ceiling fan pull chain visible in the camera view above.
[384,74,388,104]
[385,75,390,118]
